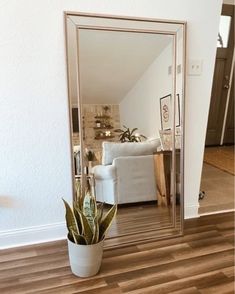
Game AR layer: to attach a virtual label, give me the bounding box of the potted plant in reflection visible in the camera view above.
[85,149,95,174]
[63,179,117,277]
[114,125,147,142]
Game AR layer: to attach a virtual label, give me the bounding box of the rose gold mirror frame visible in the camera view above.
[64,11,186,248]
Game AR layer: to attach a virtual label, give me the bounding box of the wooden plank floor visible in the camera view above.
[107,202,173,238]
[0,212,234,293]
[200,163,234,214]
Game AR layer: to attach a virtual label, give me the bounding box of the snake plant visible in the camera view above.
[63,180,117,245]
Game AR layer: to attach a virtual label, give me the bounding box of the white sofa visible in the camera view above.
[92,139,160,204]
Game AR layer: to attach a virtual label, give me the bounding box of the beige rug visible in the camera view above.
[204,146,235,175]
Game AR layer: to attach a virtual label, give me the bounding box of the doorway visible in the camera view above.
[206,4,234,146]
[199,4,234,215]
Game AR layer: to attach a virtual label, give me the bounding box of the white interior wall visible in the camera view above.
[0,0,222,248]
[119,42,173,137]
[176,31,183,106]
[223,0,234,4]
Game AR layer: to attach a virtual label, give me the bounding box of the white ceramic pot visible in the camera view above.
[67,238,104,278]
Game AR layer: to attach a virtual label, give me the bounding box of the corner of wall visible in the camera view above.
[184,203,199,219]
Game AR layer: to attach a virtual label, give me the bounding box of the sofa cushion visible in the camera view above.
[102,139,160,165]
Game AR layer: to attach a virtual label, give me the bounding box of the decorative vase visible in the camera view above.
[67,238,104,277]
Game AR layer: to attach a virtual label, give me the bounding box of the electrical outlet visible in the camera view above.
[188,59,203,76]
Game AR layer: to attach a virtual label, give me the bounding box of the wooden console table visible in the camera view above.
[154,150,180,206]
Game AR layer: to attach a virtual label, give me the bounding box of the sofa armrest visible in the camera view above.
[92,164,116,180]
[112,155,157,203]
[113,155,155,179]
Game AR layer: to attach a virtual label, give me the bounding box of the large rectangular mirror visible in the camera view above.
[65,12,186,248]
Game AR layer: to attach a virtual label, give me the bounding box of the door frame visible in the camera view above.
[205,4,234,146]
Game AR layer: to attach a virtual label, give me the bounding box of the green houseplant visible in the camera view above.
[63,180,117,277]
[85,149,95,162]
[114,125,147,142]
[85,149,96,174]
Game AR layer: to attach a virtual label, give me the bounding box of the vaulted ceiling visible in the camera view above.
[73,29,172,105]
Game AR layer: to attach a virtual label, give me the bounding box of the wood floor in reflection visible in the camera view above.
[107,202,173,238]
[0,212,234,293]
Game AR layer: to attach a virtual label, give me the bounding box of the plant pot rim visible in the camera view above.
[67,236,104,247]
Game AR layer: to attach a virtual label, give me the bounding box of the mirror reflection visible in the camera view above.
[72,29,177,237]
[66,13,185,246]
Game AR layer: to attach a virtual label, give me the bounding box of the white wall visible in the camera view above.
[0,0,222,248]
[223,0,234,4]
[120,42,173,138]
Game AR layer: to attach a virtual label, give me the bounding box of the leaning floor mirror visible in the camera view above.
[64,12,186,248]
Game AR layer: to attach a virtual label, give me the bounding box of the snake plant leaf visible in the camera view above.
[83,193,91,217]
[99,204,117,241]
[73,203,85,234]
[78,193,84,212]
[78,210,94,245]
[71,230,87,245]
[67,232,74,243]
[91,195,97,218]
[83,192,97,230]
[78,195,83,211]
[83,192,97,218]
[73,203,83,234]
[75,180,81,202]
[62,198,79,235]
[75,180,84,211]
[91,216,99,244]
[97,202,104,224]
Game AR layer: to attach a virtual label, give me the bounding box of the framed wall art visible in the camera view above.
[160,94,180,129]
[160,94,171,130]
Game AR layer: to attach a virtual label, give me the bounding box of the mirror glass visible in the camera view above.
[65,13,185,247]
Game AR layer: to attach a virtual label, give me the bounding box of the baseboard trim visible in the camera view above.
[0,222,67,250]
[199,208,235,216]
[184,204,199,219]
[0,204,202,250]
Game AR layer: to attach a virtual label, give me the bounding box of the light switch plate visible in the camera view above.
[188,59,203,75]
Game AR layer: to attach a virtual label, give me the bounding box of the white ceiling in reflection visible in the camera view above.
[78,29,172,104]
